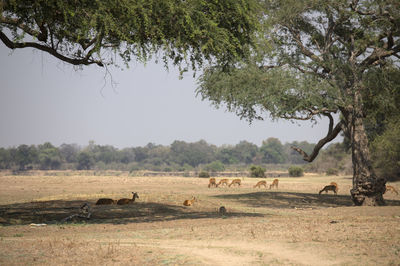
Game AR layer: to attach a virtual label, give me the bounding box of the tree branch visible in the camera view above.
[360,44,400,70]
[0,31,104,67]
[281,108,337,121]
[291,115,343,162]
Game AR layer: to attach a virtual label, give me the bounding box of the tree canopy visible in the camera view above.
[0,0,259,71]
[197,0,400,205]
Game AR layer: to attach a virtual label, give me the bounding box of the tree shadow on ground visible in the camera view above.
[213,191,400,209]
[0,200,263,226]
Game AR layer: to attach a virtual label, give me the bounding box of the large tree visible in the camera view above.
[198,0,400,205]
[1,0,258,70]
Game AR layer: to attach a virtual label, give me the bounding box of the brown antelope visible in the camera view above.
[319,185,337,195]
[216,179,229,187]
[385,185,399,195]
[117,192,139,205]
[269,179,279,189]
[208,178,217,188]
[95,198,117,205]
[229,179,241,187]
[330,182,338,190]
[254,180,267,188]
[183,196,196,206]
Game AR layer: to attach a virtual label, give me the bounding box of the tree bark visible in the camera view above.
[347,89,386,206]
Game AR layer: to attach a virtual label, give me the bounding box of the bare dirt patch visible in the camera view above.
[0,172,400,265]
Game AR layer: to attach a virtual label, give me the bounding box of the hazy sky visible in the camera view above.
[0,45,342,149]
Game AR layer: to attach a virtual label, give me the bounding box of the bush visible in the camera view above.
[288,166,304,177]
[203,160,225,172]
[198,171,210,178]
[249,165,266,177]
[326,168,339,176]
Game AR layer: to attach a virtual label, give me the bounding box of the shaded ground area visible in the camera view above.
[0,200,263,226]
[213,191,400,209]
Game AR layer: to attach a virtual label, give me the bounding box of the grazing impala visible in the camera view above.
[208,178,217,188]
[269,179,279,189]
[330,182,339,192]
[229,179,241,187]
[183,196,196,206]
[117,192,139,205]
[385,185,398,195]
[216,179,229,187]
[254,180,267,188]
[95,198,117,205]
[319,185,337,195]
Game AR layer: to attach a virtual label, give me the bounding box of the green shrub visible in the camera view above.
[249,165,266,177]
[204,160,225,172]
[288,166,304,177]
[326,168,339,176]
[198,171,210,178]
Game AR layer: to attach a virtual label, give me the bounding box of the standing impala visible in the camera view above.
[208,178,217,188]
[269,179,279,189]
[254,180,267,188]
[229,179,241,187]
[216,179,229,187]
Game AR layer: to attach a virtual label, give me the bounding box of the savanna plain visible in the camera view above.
[0,170,399,265]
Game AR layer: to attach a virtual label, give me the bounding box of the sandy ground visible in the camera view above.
[0,171,399,265]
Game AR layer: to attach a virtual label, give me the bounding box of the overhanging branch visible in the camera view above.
[281,108,337,121]
[291,114,343,162]
[0,31,104,67]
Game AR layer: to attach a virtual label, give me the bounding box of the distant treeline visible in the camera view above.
[0,138,324,172]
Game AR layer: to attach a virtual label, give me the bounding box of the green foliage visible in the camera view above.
[326,168,339,176]
[371,117,400,181]
[14,144,37,170]
[203,160,225,172]
[0,139,324,172]
[260,138,285,164]
[37,142,62,170]
[288,166,304,177]
[249,165,266,178]
[198,171,210,178]
[1,0,260,71]
[77,151,95,170]
[0,148,12,169]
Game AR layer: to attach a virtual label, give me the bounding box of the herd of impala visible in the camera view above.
[95,177,398,208]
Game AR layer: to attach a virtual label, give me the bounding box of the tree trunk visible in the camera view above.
[348,90,386,206]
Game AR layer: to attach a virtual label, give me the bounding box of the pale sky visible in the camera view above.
[0,45,342,149]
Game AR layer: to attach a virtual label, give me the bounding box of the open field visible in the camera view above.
[0,171,400,265]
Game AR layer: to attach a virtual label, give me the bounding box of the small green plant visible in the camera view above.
[288,166,304,177]
[198,171,210,178]
[326,168,339,176]
[249,165,266,177]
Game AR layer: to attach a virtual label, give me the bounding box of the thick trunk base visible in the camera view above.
[350,176,386,206]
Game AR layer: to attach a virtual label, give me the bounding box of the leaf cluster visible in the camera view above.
[1,0,260,70]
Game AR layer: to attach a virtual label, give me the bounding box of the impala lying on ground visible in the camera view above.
[385,185,398,195]
[117,192,139,205]
[208,178,217,188]
[183,196,196,206]
[229,179,241,187]
[216,179,229,187]
[254,180,267,188]
[270,179,279,189]
[95,198,117,205]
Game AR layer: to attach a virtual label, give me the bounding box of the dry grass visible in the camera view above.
[0,171,400,265]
